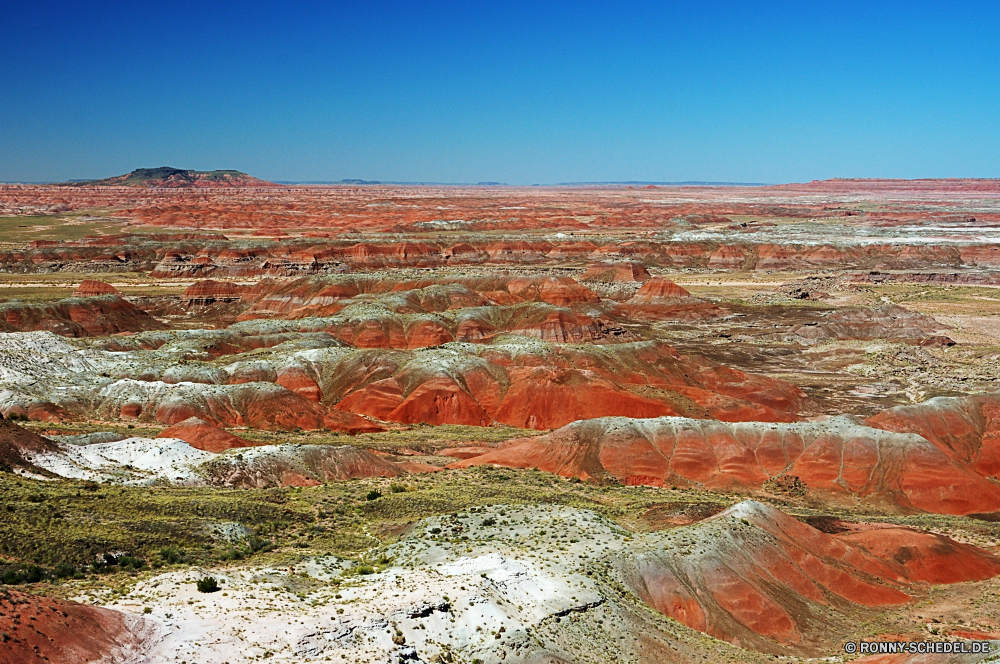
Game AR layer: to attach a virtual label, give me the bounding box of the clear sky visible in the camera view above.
[2,1,999,184]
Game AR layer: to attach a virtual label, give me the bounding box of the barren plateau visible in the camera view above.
[2,178,1000,663]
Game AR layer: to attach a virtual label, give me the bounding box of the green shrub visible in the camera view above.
[196,576,220,593]
[159,547,184,564]
[117,555,145,571]
[0,564,46,585]
[389,483,407,494]
[54,562,78,578]
[366,489,382,501]
[218,548,245,561]
[247,535,272,553]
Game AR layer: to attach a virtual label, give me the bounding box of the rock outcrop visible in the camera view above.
[183,279,244,305]
[783,304,953,345]
[0,415,61,474]
[329,340,805,429]
[581,261,651,283]
[867,394,1000,479]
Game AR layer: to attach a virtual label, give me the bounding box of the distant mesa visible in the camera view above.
[339,179,382,185]
[68,167,276,188]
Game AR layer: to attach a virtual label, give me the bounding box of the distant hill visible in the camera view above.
[68,167,276,188]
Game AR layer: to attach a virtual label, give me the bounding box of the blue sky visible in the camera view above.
[2,1,998,183]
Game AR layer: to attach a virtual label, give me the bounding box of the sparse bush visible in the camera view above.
[354,564,374,575]
[389,483,407,494]
[0,564,45,585]
[763,474,806,497]
[247,535,272,553]
[196,576,220,593]
[481,517,496,527]
[54,562,78,579]
[159,547,184,564]
[117,555,145,571]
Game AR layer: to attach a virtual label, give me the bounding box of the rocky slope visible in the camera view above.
[451,414,1000,514]
[0,415,61,475]
[156,416,253,452]
[69,501,1000,663]
[0,589,155,664]
[22,434,414,487]
[867,394,1000,480]
[0,331,804,430]
[0,295,166,336]
[619,500,1000,656]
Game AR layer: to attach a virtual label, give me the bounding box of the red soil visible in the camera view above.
[450,415,1000,514]
[275,366,323,401]
[331,341,805,429]
[837,527,1000,584]
[580,261,651,282]
[183,279,245,304]
[0,589,152,664]
[0,417,60,473]
[437,446,494,459]
[614,277,724,321]
[867,394,1000,480]
[72,279,120,297]
[131,383,384,434]
[625,501,1000,656]
[10,229,1000,279]
[0,296,166,337]
[156,416,253,452]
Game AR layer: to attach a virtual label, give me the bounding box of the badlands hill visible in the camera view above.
[451,407,1000,515]
[0,589,154,663]
[69,167,275,188]
[4,179,1000,662]
[620,500,1000,656]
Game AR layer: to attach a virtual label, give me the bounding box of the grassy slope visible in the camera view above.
[2,465,998,594]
